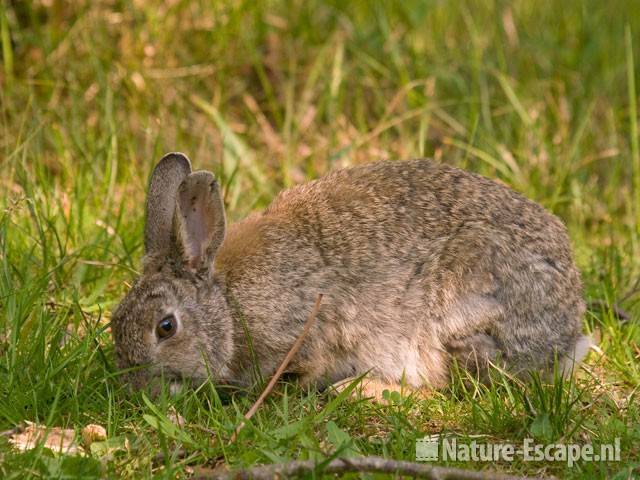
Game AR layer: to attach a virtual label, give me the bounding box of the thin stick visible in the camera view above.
[197,456,546,480]
[229,294,323,442]
[0,424,23,437]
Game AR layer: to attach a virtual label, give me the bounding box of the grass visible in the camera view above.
[1,0,639,478]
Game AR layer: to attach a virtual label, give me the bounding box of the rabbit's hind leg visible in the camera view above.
[491,257,588,376]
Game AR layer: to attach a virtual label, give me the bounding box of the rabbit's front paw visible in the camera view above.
[330,376,430,403]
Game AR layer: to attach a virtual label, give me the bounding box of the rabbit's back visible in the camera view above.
[221,159,572,278]
[215,159,585,387]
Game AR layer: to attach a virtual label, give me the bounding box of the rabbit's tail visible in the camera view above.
[558,334,593,376]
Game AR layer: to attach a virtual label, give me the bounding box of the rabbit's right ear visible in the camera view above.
[174,170,226,273]
[144,153,192,256]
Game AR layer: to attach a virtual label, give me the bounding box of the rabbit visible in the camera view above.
[111,152,591,400]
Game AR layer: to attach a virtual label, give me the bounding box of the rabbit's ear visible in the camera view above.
[145,153,192,256]
[174,171,226,272]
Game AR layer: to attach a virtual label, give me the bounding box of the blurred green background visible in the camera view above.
[0,1,639,478]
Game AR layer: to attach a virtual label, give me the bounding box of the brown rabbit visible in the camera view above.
[112,153,590,399]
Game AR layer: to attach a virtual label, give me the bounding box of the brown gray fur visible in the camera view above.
[112,153,590,392]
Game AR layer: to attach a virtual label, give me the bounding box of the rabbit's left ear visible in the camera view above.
[145,153,192,257]
[174,171,226,272]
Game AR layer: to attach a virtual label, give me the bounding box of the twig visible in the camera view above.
[229,294,323,442]
[0,424,23,437]
[198,456,546,480]
[587,299,630,322]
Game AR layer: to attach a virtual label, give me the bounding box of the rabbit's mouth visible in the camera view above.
[137,374,195,397]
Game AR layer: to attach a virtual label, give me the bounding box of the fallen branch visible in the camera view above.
[199,456,546,480]
[229,294,323,442]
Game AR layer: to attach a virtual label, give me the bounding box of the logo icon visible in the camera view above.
[416,435,439,461]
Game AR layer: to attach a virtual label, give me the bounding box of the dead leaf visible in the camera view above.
[9,422,81,455]
[82,424,107,447]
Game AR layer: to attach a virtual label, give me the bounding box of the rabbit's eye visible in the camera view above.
[156,315,177,340]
